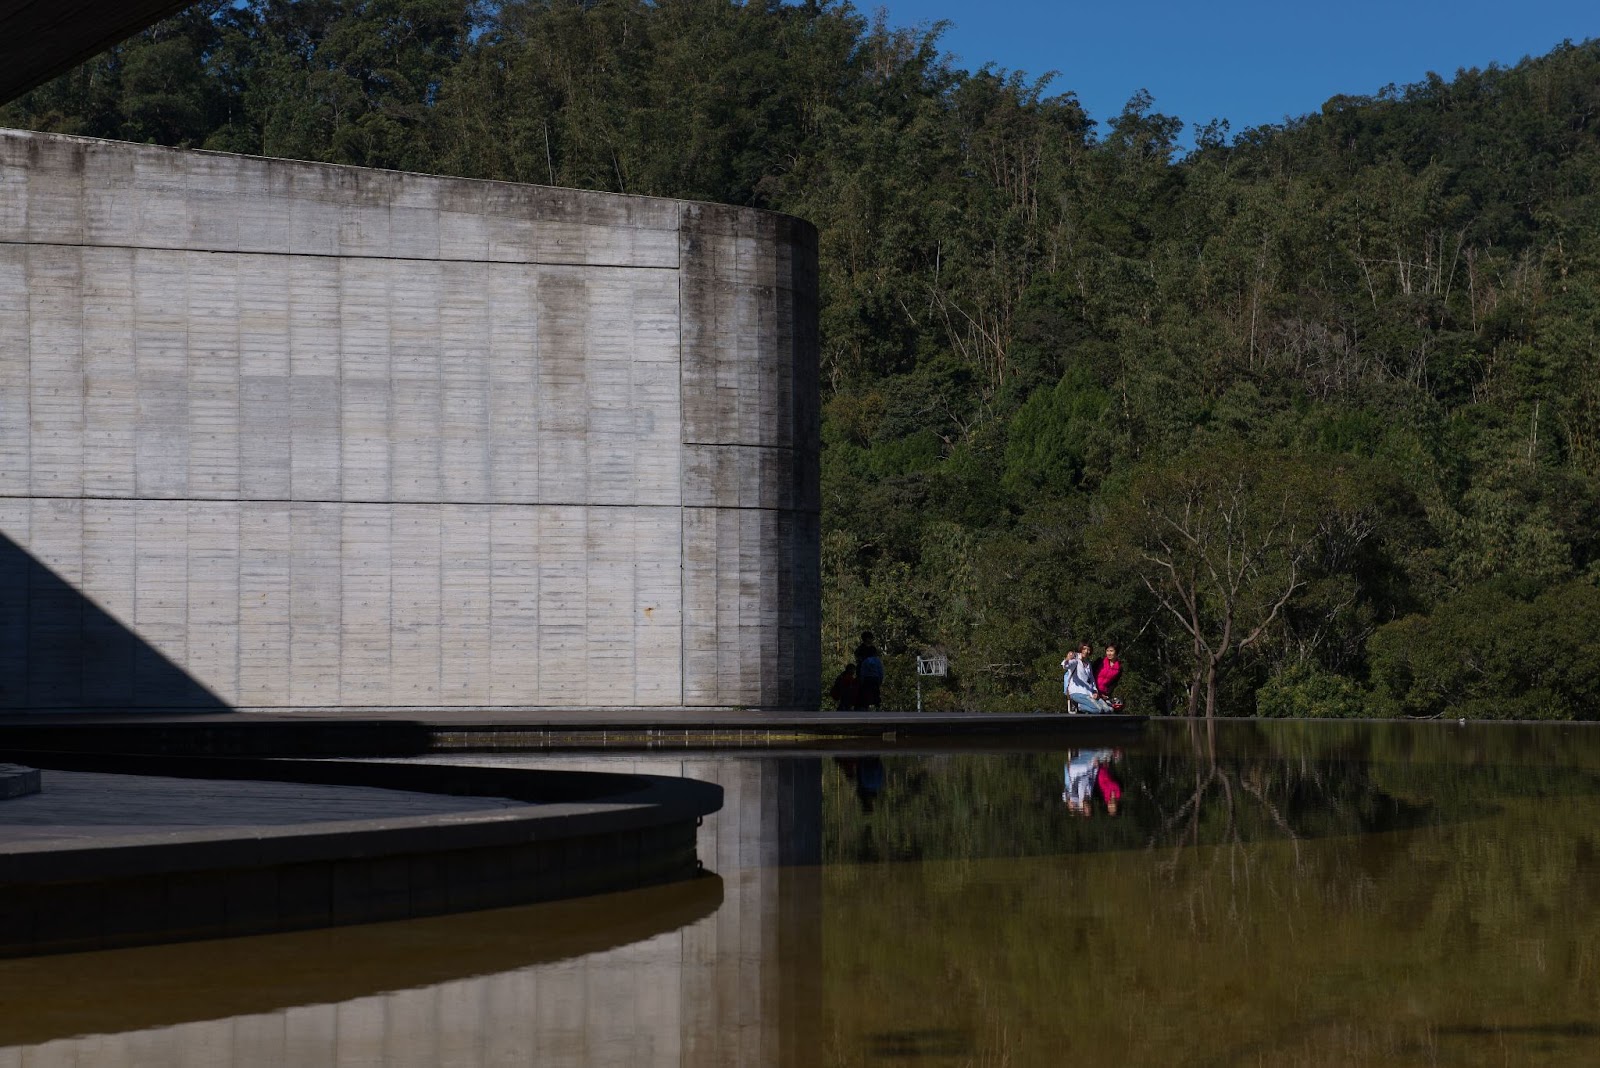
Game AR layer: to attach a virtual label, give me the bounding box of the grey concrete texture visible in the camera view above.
[0,820,703,958]
[0,129,821,711]
[0,769,523,842]
[0,762,38,799]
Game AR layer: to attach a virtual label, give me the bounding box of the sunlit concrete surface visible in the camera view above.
[0,129,820,713]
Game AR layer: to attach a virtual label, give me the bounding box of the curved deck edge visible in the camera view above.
[0,753,722,959]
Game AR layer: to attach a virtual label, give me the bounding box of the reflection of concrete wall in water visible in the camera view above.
[421,754,824,1066]
[2,928,703,1065]
[680,756,822,1067]
[0,757,823,1066]
[0,128,820,711]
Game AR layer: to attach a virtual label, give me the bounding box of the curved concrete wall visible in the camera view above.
[0,129,820,711]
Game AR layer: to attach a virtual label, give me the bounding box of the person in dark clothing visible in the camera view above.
[854,631,885,710]
[829,664,860,710]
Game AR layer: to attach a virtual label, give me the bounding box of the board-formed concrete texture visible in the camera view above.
[0,128,821,712]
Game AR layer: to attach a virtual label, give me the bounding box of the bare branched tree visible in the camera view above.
[1094,451,1379,718]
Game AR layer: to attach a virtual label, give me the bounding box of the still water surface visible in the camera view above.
[6,720,1600,1066]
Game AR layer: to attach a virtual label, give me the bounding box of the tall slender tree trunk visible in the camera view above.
[1204,659,1218,720]
[1188,629,1204,716]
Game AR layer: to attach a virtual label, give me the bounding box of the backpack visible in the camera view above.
[860,654,884,681]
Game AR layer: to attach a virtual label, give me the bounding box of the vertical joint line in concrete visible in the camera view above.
[231,257,241,702]
[24,244,33,496]
[676,201,686,709]
[436,279,446,705]
[436,503,444,703]
[335,259,347,707]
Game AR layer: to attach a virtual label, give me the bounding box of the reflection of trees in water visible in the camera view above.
[825,716,1600,869]
[822,728,1600,1065]
[1141,719,1434,861]
[823,738,1418,863]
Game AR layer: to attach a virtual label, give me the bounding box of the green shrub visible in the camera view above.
[1256,663,1371,719]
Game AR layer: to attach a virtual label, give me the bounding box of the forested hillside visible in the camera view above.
[9,0,1599,717]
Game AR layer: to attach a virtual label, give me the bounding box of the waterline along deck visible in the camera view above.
[0,710,1146,755]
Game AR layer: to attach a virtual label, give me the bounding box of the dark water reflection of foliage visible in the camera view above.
[823,721,1600,864]
[821,722,1600,1066]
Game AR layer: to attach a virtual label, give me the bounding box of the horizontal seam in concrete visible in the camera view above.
[682,441,800,451]
[680,504,817,513]
[0,239,679,272]
[1,493,816,512]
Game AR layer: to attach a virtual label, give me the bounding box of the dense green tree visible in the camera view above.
[1369,575,1600,720]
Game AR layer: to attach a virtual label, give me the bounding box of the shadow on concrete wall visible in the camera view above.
[0,533,226,713]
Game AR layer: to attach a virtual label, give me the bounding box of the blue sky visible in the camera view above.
[873,0,1597,145]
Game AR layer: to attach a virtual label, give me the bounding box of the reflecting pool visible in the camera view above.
[7,720,1600,1065]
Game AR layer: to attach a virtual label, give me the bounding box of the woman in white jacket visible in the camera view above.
[1063,642,1112,714]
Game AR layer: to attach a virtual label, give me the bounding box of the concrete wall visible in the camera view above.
[0,129,820,710]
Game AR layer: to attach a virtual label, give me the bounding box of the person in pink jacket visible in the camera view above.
[1095,644,1123,706]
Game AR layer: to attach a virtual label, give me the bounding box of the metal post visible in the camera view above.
[915,653,945,713]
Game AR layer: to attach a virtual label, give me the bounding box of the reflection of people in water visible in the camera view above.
[1063,751,1096,811]
[835,756,887,812]
[1062,749,1122,816]
[1096,759,1122,815]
